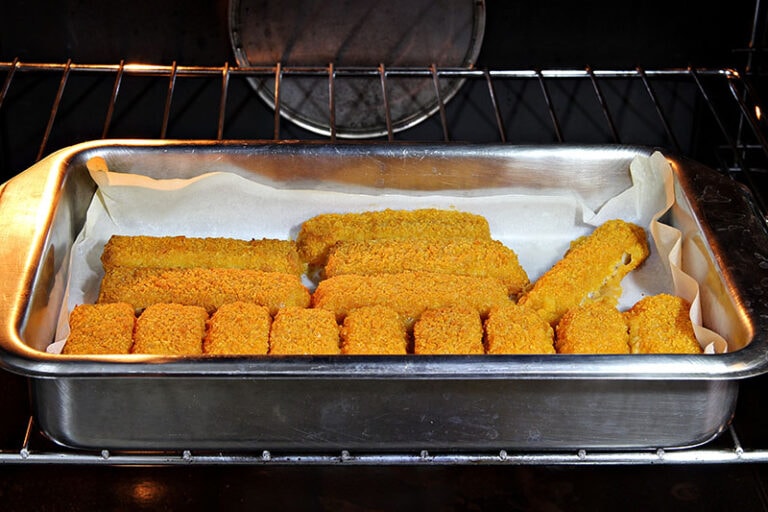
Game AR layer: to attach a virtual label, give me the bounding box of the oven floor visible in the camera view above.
[0,453,767,510]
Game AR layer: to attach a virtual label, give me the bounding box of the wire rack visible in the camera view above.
[1,61,766,197]
[1,59,767,465]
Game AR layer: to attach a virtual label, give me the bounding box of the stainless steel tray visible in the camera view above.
[1,140,767,452]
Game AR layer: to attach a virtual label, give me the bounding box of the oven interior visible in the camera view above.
[1,0,768,471]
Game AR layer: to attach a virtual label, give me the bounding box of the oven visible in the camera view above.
[2,0,768,509]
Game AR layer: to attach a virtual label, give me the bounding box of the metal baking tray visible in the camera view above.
[1,140,767,452]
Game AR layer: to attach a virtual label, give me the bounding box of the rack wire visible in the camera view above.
[1,60,767,465]
[0,414,768,466]
[1,61,766,204]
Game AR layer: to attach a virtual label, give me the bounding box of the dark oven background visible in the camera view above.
[2,1,768,511]
[1,1,760,68]
[1,1,766,182]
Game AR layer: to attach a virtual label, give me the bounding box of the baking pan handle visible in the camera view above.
[0,153,69,366]
[675,155,768,373]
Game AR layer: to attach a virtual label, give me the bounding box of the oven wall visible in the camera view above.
[0,1,760,69]
[1,1,765,184]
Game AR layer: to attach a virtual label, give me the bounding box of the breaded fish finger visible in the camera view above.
[518,219,649,326]
[340,306,408,355]
[296,208,492,266]
[204,301,272,355]
[63,302,136,355]
[325,238,529,297]
[484,303,555,354]
[413,306,484,355]
[132,303,208,355]
[312,271,512,327]
[555,301,629,354]
[624,293,702,354]
[98,267,311,315]
[269,307,340,355]
[101,235,304,275]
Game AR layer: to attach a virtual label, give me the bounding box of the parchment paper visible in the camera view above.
[49,151,730,354]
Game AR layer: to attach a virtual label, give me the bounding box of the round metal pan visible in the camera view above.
[228,0,485,138]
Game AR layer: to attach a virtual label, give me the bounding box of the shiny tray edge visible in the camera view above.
[1,139,767,380]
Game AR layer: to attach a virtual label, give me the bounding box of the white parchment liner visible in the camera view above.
[49,151,730,354]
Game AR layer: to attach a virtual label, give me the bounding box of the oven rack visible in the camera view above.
[0,415,766,466]
[1,60,767,466]
[1,61,767,212]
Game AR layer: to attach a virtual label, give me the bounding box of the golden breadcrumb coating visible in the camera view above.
[325,238,529,296]
[413,307,484,355]
[268,307,340,355]
[98,267,311,315]
[296,208,491,266]
[518,219,650,326]
[624,293,703,354]
[204,302,272,355]
[555,301,629,354]
[132,303,208,355]
[484,303,556,354]
[311,271,512,327]
[340,306,408,355]
[101,235,305,275]
[63,302,136,355]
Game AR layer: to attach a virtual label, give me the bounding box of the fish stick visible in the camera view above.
[484,303,556,354]
[624,293,702,354]
[312,271,511,327]
[325,238,529,297]
[204,301,272,355]
[63,302,136,355]
[296,208,492,266]
[413,306,484,355]
[98,267,311,315]
[101,235,304,275]
[268,307,340,355]
[555,301,629,354]
[518,219,649,326]
[132,303,208,355]
[340,306,408,355]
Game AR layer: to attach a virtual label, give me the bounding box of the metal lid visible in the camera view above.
[229,0,486,138]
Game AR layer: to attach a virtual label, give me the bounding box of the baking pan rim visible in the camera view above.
[0,139,766,381]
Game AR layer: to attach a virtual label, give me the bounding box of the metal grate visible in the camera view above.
[1,60,767,465]
[1,414,768,466]
[1,61,767,212]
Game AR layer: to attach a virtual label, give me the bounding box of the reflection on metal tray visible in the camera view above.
[0,140,767,452]
[229,0,485,138]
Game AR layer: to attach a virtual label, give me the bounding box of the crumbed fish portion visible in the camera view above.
[268,307,340,355]
[413,306,484,355]
[98,267,311,315]
[555,301,630,354]
[325,238,529,297]
[101,235,304,275]
[518,219,650,326]
[296,208,492,266]
[624,293,702,354]
[484,303,556,354]
[311,271,512,328]
[340,306,409,355]
[132,303,208,355]
[204,301,272,355]
[63,302,136,355]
